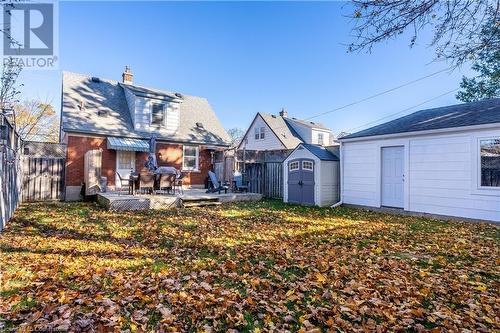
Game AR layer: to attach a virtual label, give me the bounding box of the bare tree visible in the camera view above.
[226,127,245,147]
[348,0,499,66]
[0,57,22,113]
[14,100,59,142]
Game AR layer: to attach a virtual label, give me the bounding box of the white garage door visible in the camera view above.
[381,146,404,208]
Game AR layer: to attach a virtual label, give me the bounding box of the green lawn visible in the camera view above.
[0,201,498,332]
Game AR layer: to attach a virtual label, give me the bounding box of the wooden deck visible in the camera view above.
[96,189,262,211]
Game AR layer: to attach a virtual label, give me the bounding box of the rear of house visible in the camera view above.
[61,68,230,201]
[339,98,500,222]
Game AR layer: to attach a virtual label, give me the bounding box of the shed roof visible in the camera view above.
[341,98,500,140]
[298,143,339,161]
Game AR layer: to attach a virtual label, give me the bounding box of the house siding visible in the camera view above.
[65,135,211,200]
[341,127,500,222]
[242,115,285,151]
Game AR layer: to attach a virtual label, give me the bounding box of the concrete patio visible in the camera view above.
[96,189,262,211]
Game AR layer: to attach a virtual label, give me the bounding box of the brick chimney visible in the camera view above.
[279,107,288,118]
[122,65,133,84]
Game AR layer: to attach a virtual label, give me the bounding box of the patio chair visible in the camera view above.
[232,172,249,192]
[116,172,131,195]
[206,171,229,194]
[139,173,155,194]
[157,173,176,195]
[174,172,185,195]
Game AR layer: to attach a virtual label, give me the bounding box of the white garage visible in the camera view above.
[283,143,340,207]
[339,98,500,222]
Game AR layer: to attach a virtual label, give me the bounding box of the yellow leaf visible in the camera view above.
[316,272,326,283]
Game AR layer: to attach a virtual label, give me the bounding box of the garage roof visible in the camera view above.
[341,98,500,140]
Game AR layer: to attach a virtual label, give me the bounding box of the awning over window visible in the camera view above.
[107,137,150,152]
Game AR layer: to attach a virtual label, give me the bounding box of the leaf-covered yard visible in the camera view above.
[0,201,498,332]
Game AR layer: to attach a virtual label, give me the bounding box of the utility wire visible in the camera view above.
[304,67,452,121]
[345,88,459,134]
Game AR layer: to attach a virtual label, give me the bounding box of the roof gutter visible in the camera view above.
[62,129,230,147]
[339,122,500,143]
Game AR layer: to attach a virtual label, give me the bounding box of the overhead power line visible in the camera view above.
[345,88,459,134]
[304,67,452,121]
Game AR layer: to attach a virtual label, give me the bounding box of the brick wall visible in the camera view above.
[66,135,212,188]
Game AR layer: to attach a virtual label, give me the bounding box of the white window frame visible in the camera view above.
[302,161,313,171]
[289,161,299,171]
[254,127,266,140]
[183,145,199,171]
[150,103,166,127]
[477,136,500,189]
[317,133,324,145]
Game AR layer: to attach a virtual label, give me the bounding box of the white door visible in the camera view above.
[381,146,404,208]
[116,151,135,187]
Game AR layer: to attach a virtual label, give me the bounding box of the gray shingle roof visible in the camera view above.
[342,98,500,140]
[301,143,339,161]
[285,117,330,131]
[62,71,230,146]
[258,112,304,149]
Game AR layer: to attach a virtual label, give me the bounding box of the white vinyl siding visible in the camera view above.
[312,129,330,145]
[241,115,285,151]
[341,127,500,222]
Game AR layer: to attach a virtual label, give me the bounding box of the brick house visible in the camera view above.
[61,67,230,200]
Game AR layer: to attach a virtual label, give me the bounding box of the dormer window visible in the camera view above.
[151,103,166,127]
[318,133,324,146]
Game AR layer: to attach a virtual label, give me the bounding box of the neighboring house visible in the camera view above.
[237,109,334,151]
[61,67,230,201]
[338,98,500,222]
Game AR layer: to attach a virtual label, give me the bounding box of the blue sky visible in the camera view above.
[20,1,474,134]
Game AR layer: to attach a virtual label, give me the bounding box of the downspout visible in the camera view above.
[330,141,343,208]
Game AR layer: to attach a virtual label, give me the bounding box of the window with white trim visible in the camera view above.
[302,161,313,170]
[151,103,166,126]
[480,138,500,187]
[183,146,199,171]
[117,151,135,170]
[317,133,324,146]
[254,127,266,140]
[289,161,299,171]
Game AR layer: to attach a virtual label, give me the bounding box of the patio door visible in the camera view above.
[116,151,135,187]
[381,146,404,208]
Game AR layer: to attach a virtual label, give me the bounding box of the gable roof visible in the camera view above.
[341,98,500,140]
[238,112,303,150]
[61,71,230,146]
[294,143,339,161]
[259,113,304,149]
[285,117,330,131]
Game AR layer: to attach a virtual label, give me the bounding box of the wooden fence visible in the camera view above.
[21,142,67,202]
[21,157,65,202]
[245,162,283,199]
[214,149,288,199]
[0,115,22,231]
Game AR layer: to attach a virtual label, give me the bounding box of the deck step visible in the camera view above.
[182,200,221,208]
[181,196,219,202]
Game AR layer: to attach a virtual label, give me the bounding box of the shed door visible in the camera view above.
[381,146,404,208]
[287,159,315,205]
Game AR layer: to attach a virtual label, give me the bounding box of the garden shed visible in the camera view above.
[283,143,340,207]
